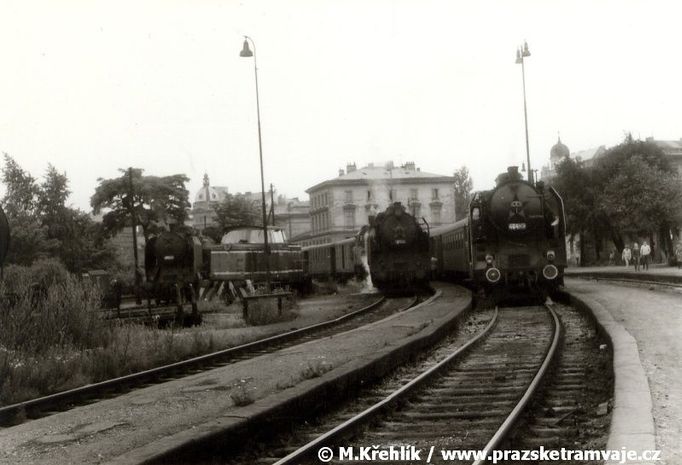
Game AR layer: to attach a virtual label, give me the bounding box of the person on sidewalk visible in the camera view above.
[640,241,651,270]
[609,250,615,265]
[632,242,640,271]
[622,245,632,267]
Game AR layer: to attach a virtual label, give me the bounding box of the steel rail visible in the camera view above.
[0,295,392,426]
[472,303,561,465]
[272,306,500,465]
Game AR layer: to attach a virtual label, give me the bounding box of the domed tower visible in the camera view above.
[550,136,570,169]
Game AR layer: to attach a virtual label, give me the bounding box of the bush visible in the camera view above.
[244,296,298,326]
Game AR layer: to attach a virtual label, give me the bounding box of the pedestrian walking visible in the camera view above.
[640,241,651,270]
[622,245,632,267]
[632,242,640,271]
[608,250,615,265]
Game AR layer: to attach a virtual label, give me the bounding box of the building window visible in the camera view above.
[344,210,354,229]
[411,205,421,218]
[389,189,396,201]
[345,190,353,203]
[432,188,439,200]
[432,209,441,225]
[410,188,418,200]
[367,190,373,201]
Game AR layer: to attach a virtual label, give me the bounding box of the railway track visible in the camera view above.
[0,295,420,427]
[215,304,560,465]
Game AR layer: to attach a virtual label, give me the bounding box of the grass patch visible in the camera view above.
[300,356,333,379]
[244,296,298,326]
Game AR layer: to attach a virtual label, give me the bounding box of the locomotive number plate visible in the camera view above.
[395,239,406,244]
[164,255,175,260]
[508,223,527,231]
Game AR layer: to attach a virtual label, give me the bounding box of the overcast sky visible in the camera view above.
[1,0,681,211]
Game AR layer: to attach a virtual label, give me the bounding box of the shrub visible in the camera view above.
[244,297,298,326]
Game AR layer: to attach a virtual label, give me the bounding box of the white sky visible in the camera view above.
[1,0,681,210]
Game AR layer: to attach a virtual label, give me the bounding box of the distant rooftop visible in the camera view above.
[307,161,453,192]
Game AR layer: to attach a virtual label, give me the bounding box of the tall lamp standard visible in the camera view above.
[515,41,532,184]
[240,36,271,291]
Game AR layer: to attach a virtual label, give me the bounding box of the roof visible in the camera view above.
[571,145,607,162]
[306,163,454,193]
[647,138,682,154]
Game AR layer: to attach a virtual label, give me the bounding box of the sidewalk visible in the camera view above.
[565,263,682,276]
[565,278,682,465]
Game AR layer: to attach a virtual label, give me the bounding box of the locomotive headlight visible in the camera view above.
[546,250,556,261]
[485,267,501,283]
[542,264,559,280]
[485,254,494,265]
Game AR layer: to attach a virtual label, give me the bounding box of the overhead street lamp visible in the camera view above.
[515,41,532,184]
[240,36,271,291]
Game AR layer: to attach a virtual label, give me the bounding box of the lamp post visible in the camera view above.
[240,36,271,291]
[515,41,532,184]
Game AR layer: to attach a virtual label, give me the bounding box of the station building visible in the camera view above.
[301,161,456,246]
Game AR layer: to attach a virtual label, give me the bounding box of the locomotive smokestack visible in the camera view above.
[508,166,519,177]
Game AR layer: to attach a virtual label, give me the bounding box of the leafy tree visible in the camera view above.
[1,156,120,271]
[453,166,473,221]
[1,154,55,264]
[1,154,41,216]
[551,136,682,263]
[213,194,261,232]
[91,168,190,241]
[600,155,682,257]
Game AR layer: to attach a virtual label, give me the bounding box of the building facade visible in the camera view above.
[190,174,311,241]
[302,161,456,245]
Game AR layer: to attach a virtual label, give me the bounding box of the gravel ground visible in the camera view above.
[565,278,681,465]
[0,285,470,465]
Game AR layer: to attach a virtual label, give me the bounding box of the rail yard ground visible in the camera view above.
[564,273,682,465]
[0,281,378,407]
[0,283,471,465]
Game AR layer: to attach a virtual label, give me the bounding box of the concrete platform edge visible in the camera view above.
[562,291,656,465]
[106,287,472,465]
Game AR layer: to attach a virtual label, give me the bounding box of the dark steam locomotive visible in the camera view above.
[364,202,430,290]
[303,202,431,291]
[431,166,566,298]
[144,230,203,322]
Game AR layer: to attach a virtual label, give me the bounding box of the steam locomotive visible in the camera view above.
[364,202,430,290]
[431,166,566,298]
[303,202,431,291]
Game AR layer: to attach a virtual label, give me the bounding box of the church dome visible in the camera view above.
[550,137,570,160]
[194,174,228,203]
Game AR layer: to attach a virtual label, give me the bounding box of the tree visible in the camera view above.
[1,154,55,264]
[1,156,120,271]
[91,168,190,241]
[213,194,261,232]
[600,155,682,258]
[551,136,682,263]
[453,166,473,221]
